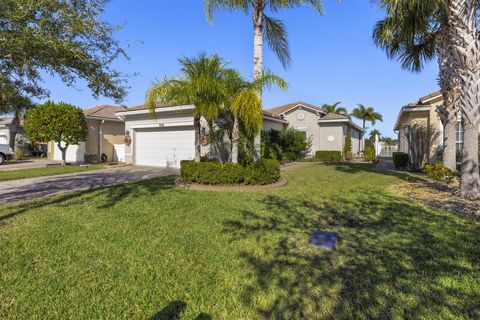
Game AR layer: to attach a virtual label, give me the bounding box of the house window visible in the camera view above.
[456,120,463,152]
[294,127,308,141]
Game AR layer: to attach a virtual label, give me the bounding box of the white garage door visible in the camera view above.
[134,127,195,168]
[54,142,85,163]
[0,135,7,145]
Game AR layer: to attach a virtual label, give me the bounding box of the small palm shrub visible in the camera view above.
[364,146,376,163]
[424,164,458,185]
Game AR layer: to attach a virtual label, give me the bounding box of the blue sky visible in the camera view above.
[41,0,440,138]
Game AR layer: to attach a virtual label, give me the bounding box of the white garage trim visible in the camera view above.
[134,126,195,168]
[131,121,193,129]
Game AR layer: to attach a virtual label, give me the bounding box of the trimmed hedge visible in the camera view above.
[315,151,342,162]
[393,152,408,168]
[180,159,280,185]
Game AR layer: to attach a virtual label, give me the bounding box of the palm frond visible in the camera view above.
[263,15,291,68]
[232,89,263,137]
[204,0,250,23]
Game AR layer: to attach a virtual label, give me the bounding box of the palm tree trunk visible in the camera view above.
[194,115,201,162]
[252,3,263,161]
[443,117,457,170]
[231,113,240,163]
[460,118,480,200]
[449,0,480,199]
[436,27,460,171]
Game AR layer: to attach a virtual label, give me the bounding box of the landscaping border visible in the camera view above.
[175,177,288,191]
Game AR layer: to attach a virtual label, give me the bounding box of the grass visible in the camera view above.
[0,164,108,181]
[1,163,479,319]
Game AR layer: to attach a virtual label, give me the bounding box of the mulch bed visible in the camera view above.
[388,181,480,217]
[175,177,288,191]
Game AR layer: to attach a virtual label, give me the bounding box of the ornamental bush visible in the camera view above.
[392,152,408,169]
[364,146,376,163]
[315,151,342,162]
[180,159,280,185]
[244,159,281,185]
[424,164,457,185]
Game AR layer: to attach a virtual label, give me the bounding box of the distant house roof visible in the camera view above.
[265,101,326,116]
[394,90,443,131]
[83,105,127,120]
[320,113,350,120]
[0,117,13,125]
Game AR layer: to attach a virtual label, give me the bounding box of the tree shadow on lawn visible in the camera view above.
[149,300,211,320]
[333,163,429,183]
[0,176,176,223]
[223,192,480,319]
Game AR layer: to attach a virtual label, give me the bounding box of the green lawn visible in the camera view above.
[0,164,107,181]
[1,164,479,319]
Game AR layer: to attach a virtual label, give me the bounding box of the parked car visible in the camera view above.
[0,144,14,165]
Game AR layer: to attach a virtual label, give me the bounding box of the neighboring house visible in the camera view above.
[116,101,365,168]
[47,105,126,163]
[394,90,480,164]
[0,117,23,147]
[264,101,365,155]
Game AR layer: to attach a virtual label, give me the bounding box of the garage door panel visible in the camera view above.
[134,127,195,168]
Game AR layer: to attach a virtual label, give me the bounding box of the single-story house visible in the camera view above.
[115,101,365,168]
[264,101,365,155]
[47,105,126,163]
[394,90,480,164]
[0,117,23,147]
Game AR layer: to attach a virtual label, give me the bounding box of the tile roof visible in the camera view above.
[83,105,127,119]
[265,101,326,116]
[116,103,173,113]
[319,113,350,120]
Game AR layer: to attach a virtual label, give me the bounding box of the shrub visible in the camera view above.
[262,128,311,162]
[343,132,353,161]
[244,159,280,185]
[315,151,342,162]
[393,152,408,168]
[180,160,280,185]
[424,164,457,185]
[364,146,376,163]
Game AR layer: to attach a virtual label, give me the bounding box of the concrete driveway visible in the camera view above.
[0,158,62,171]
[0,166,178,205]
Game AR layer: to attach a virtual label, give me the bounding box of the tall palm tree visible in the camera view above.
[374,0,480,199]
[204,0,325,159]
[351,104,383,130]
[146,53,229,162]
[321,101,348,115]
[373,0,459,172]
[223,69,288,163]
[369,129,381,140]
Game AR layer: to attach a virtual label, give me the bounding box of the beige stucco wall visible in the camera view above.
[318,123,344,152]
[47,119,124,162]
[263,118,287,132]
[282,107,321,153]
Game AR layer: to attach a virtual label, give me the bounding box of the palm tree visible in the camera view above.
[146,53,229,162]
[374,0,480,199]
[369,129,381,141]
[373,0,459,172]
[321,101,348,115]
[204,0,324,159]
[223,69,287,163]
[351,104,383,130]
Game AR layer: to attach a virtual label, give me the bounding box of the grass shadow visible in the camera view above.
[223,191,480,318]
